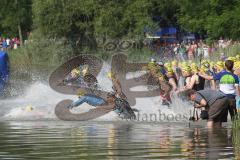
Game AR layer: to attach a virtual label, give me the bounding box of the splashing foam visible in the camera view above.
[1,63,192,122]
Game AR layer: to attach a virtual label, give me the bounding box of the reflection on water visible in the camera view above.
[0,121,235,159]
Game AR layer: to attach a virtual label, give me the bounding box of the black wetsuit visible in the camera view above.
[167,74,178,87]
[184,75,205,91]
[114,98,136,120]
[192,75,205,91]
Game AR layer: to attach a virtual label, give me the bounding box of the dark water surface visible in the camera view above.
[0,121,237,160]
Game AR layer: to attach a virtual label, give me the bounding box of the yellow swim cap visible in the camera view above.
[182,66,191,73]
[202,62,210,68]
[190,63,197,68]
[107,71,112,78]
[216,61,224,69]
[25,105,33,112]
[228,57,236,62]
[210,61,214,68]
[234,61,240,70]
[82,68,88,75]
[201,60,206,64]
[236,54,240,60]
[164,62,171,68]
[71,68,80,75]
[166,67,174,74]
[77,89,85,97]
[200,66,208,73]
[172,60,177,66]
[191,66,198,73]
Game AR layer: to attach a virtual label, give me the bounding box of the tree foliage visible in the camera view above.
[1,0,240,46]
[178,0,240,40]
[0,0,32,39]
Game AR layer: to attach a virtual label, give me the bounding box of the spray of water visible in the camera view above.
[0,62,192,121]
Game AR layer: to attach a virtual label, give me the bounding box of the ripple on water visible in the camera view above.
[0,121,236,159]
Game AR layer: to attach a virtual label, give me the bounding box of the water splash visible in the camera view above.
[0,62,192,121]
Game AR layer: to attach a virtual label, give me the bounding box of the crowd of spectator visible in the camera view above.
[0,36,20,51]
[147,38,240,61]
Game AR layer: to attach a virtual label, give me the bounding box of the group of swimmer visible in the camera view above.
[63,54,240,127]
[64,66,136,119]
[144,54,240,128]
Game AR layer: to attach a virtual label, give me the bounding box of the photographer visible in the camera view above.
[186,89,229,128]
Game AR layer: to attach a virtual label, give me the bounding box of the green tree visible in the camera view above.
[0,0,32,45]
[33,0,98,51]
[178,0,240,40]
[32,0,158,51]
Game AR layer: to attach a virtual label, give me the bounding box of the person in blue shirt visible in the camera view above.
[199,60,240,119]
[2,40,7,51]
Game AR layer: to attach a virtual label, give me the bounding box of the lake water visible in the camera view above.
[0,65,239,159]
[0,121,237,160]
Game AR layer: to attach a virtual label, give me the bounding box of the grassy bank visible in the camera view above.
[210,44,240,61]
[8,37,154,68]
[8,39,73,68]
[7,30,240,68]
[233,117,240,158]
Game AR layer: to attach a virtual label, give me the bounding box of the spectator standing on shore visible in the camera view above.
[203,45,209,58]
[2,39,7,51]
[196,43,203,61]
[218,37,224,48]
[6,38,10,47]
[179,44,187,61]
[191,41,198,58]
[187,42,194,60]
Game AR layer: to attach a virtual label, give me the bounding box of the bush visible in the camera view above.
[8,30,74,68]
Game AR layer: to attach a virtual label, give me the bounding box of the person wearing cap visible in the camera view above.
[25,105,34,112]
[107,71,127,99]
[165,66,178,93]
[181,65,192,86]
[220,52,227,61]
[199,60,240,119]
[179,44,187,61]
[236,54,240,61]
[63,65,89,85]
[177,65,205,94]
[156,61,166,76]
[147,58,157,71]
[215,61,225,73]
[200,61,216,89]
[157,73,172,106]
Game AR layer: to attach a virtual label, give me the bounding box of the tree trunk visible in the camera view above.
[18,24,23,46]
